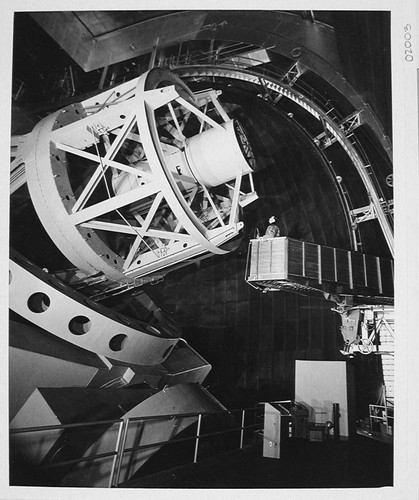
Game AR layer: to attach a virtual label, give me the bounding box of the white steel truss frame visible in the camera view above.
[23,69,257,283]
[177,67,394,257]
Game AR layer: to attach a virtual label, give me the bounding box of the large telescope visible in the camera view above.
[16,68,258,288]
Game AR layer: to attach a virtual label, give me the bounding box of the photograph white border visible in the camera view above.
[1,1,418,499]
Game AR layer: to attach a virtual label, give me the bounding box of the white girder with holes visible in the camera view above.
[9,258,178,365]
[23,68,258,283]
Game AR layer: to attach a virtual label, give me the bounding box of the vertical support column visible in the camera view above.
[240,409,246,449]
[376,257,383,294]
[209,38,215,62]
[193,414,202,463]
[363,254,368,287]
[348,251,353,289]
[114,418,131,487]
[99,66,110,90]
[369,404,373,432]
[317,244,322,284]
[373,310,379,352]
[149,37,160,69]
[109,420,125,488]
[333,403,340,440]
[333,248,338,282]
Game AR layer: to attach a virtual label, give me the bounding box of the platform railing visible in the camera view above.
[10,405,264,488]
[369,404,394,436]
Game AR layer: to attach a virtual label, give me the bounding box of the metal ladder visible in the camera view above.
[377,308,394,405]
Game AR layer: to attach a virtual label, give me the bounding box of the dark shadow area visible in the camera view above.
[120,434,393,489]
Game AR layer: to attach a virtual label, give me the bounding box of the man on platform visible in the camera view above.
[264,215,280,238]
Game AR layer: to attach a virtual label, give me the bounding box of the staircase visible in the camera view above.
[376,307,394,406]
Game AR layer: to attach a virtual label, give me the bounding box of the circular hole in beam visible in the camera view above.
[109,334,128,352]
[27,292,51,313]
[69,315,91,335]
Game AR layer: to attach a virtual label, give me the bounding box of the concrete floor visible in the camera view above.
[120,434,393,489]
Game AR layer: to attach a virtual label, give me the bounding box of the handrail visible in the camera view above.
[10,404,264,487]
[10,418,124,434]
[369,403,394,438]
[10,405,261,435]
[31,450,121,470]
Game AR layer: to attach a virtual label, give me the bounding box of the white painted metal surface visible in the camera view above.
[179,66,394,257]
[23,68,258,284]
[9,257,178,365]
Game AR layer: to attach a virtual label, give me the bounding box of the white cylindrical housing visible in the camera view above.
[184,119,255,188]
